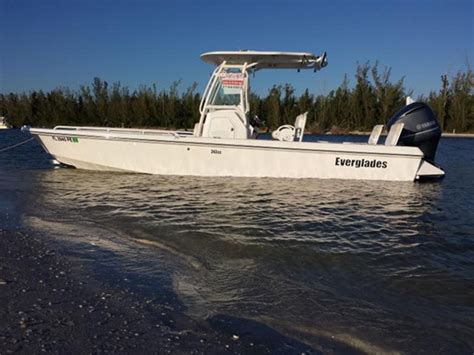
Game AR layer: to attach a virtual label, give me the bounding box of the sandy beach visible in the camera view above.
[0,229,358,354]
[0,230,216,353]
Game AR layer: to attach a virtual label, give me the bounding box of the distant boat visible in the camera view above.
[26,50,444,181]
[0,117,8,129]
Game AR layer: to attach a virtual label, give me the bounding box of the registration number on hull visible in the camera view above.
[52,136,79,143]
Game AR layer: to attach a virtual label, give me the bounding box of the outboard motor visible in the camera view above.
[387,102,441,162]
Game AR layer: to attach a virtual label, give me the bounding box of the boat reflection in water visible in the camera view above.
[26,169,471,352]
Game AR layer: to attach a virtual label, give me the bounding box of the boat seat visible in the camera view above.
[202,109,249,139]
[368,124,384,145]
[294,112,308,142]
[385,123,404,146]
[272,112,308,142]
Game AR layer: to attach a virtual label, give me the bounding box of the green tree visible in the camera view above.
[263,85,282,129]
[449,68,473,132]
[108,83,128,127]
[352,61,376,129]
[281,84,297,124]
[371,63,406,124]
[1,63,472,133]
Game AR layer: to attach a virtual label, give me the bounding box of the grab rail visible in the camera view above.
[53,126,193,138]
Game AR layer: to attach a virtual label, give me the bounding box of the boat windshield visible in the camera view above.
[208,68,244,106]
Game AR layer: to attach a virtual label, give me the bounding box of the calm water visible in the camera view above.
[1,129,473,353]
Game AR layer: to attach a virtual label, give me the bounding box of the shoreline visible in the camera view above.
[440,132,474,138]
[343,131,474,138]
[329,131,474,138]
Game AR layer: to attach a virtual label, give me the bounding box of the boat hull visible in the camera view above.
[29,127,434,181]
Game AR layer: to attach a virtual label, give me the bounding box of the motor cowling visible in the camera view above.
[387,102,441,162]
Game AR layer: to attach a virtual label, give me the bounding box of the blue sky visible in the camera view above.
[1,0,472,97]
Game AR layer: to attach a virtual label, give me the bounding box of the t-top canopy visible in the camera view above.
[200,50,328,71]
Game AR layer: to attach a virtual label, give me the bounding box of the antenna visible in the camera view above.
[314,51,328,72]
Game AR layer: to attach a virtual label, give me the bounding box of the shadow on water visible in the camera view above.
[19,168,474,353]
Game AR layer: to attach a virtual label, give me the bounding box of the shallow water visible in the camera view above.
[1,129,473,352]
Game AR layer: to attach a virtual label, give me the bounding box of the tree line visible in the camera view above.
[1,62,472,133]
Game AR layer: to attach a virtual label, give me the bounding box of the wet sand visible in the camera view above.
[0,230,358,354]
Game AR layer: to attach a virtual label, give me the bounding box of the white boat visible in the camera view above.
[0,117,8,129]
[26,51,444,181]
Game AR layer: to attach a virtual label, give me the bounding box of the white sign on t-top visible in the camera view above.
[220,73,244,94]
